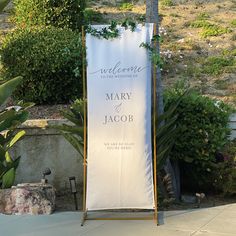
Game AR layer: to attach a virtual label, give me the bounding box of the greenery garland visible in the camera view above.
[85,19,162,66]
[140,35,163,67]
[85,19,137,39]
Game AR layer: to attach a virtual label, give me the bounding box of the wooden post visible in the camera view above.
[153,23,159,226]
[81,26,88,226]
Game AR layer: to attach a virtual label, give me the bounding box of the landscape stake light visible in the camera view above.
[69,176,78,210]
[41,168,51,184]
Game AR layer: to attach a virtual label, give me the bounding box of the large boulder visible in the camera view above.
[0,183,56,215]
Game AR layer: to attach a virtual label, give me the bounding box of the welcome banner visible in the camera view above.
[86,24,154,210]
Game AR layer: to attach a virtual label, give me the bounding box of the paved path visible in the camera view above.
[1,204,236,236]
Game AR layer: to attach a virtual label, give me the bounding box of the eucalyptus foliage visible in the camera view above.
[86,19,137,40]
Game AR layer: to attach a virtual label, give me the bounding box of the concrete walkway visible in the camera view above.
[1,204,236,236]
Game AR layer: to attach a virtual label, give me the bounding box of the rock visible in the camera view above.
[0,183,56,215]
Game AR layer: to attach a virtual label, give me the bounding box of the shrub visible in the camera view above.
[164,86,234,190]
[213,140,236,196]
[119,3,134,11]
[202,56,235,76]
[190,20,212,28]
[13,0,86,30]
[190,20,232,38]
[196,12,210,21]
[201,25,232,38]
[161,0,174,7]
[1,27,83,104]
[231,19,236,27]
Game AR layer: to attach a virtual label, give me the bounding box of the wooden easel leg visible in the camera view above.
[81,210,87,226]
[154,211,159,226]
[156,212,159,226]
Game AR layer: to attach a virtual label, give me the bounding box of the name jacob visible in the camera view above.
[103,92,134,125]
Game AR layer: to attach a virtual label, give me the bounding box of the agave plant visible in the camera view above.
[156,90,189,201]
[0,77,32,188]
[52,99,84,158]
[156,104,179,170]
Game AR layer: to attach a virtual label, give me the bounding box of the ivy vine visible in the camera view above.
[140,35,163,67]
[86,19,162,67]
[85,19,137,39]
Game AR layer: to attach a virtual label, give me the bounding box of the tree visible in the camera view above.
[146,0,181,201]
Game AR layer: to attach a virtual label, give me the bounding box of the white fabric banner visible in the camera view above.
[86,24,154,210]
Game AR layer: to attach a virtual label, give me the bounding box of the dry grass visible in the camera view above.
[88,0,236,107]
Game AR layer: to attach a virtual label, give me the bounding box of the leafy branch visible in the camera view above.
[85,19,137,40]
[140,35,163,67]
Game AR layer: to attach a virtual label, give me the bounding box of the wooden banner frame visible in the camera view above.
[81,24,158,226]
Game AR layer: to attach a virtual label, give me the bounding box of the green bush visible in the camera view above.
[13,0,86,30]
[164,86,233,190]
[190,20,231,38]
[119,3,134,11]
[202,56,235,76]
[231,19,236,27]
[161,0,174,7]
[213,140,236,196]
[1,27,83,104]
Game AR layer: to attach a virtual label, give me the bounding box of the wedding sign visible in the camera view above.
[86,24,154,210]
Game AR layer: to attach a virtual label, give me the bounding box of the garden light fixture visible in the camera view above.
[69,176,78,210]
[41,168,51,184]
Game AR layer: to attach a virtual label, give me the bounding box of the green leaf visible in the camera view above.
[51,124,83,136]
[0,145,6,162]
[5,151,12,163]
[2,168,15,189]
[7,130,26,149]
[0,110,16,123]
[0,134,5,145]
[0,155,21,179]
[0,161,7,176]
[60,110,82,126]
[17,101,35,109]
[62,133,83,157]
[0,77,22,105]
[0,110,28,132]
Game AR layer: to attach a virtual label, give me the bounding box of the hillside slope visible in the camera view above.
[89,0,236,107]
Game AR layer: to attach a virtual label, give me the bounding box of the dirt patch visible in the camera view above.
[27,105,70,119]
